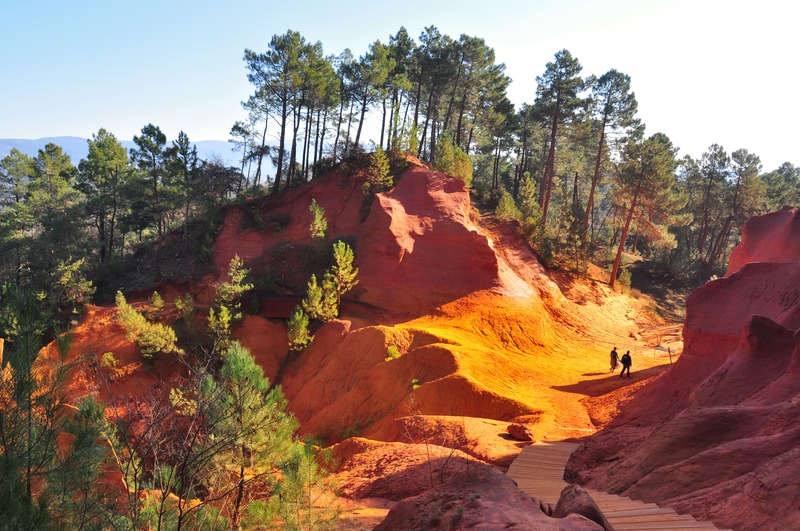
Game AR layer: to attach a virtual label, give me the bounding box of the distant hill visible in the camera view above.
[0,136,238,167]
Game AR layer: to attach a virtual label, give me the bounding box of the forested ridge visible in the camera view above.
[2,26,798,304]
[1,24,799,530]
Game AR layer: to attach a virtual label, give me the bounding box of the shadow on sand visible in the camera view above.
[554,364,672,398]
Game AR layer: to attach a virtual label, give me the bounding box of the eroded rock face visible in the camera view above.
[727,206,800,275]
[567,207,800,531]
[373,464,603,531]
[213,161,514,318]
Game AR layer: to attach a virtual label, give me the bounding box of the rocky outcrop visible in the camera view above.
[373,464,603,530]
[568,207,800,530]
[727,206,800,275]
[213,161,519,318]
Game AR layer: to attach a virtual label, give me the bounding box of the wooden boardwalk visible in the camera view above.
[507,442,729,530]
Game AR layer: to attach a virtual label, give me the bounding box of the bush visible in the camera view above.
[147,291,165,320]
[411,378,421,390]
[115,291,182,360]
[615,261,632,293]
[100,351,118,369]
[495,189,521,222]
[385,345,400,361]
[287,306,313,351]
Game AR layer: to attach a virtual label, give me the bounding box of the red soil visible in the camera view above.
[568,208,800,530]
[42,158,677,527]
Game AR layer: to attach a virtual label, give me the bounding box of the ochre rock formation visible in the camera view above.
[50,158,668,528]
[727,205,800,275]
[373,464,604,530]
[568,207,800,530]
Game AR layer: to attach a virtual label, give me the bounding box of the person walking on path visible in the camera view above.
[610,347,619,372]
[620,351,632,378]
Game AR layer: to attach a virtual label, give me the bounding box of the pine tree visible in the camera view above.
[301,274,337,321]
[287,307,313,351]
[329,241,359,307]
[364,146,393,195]
[309,198,327,240]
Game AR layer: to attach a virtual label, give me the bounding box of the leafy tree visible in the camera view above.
[353,40,394,149]
[301,274,337,322]
[115,291,182,360]
[50,257,95,321]
[0,286,115,529]
[170,131,201,241]
[213,254,254,323]
[208,342,299,529]
[761,162,800,211]
[494,189,521,222]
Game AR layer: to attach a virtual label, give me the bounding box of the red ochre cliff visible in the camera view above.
[567,206,800,531]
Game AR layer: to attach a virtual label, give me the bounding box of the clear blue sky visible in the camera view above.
[1,0,795,170]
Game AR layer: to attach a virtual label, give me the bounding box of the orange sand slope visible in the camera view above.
[209,160,669,445]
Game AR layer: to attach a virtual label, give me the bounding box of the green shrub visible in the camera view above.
[287,306,313,351]
[115,291,182,360]
[495,189,521,222]
[411,378,421,390]
[147,291,165,320]
[385,345,400,361]
[174,293,195,322]
[100,351,118,369]
[309,198,327,240]
[364,146,393,196]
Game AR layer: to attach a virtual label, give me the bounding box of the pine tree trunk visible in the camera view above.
[610,191,639,288]
[274,89,289,195]
[584,115,608,240]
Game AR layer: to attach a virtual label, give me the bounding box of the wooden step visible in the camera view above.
[507,443,724,530]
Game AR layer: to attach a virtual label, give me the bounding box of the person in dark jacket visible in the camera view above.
[620,351,632,378]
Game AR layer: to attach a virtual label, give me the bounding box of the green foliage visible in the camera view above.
[51,257,95,320]
[115,291,182,360]
[287,306,314,351]
[309,198,328,240]
[100,351,118,369]
[435,134,473,187]
[270,439,341,530]
[301,274,338,322]
[0,287,116,529]
[408,122,419,156]
[411,378,421,390]
[364,146,393,196]
[209,255,253,337]
[385,344,400,361]
[614,260,632,292]
[299,241,359,324]
[211,341,300,528]
[495,189,521,222]
[147,290,165,320]
[329,241,359,306]
[174,293,195,321]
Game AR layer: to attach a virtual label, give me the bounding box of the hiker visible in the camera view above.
[620,350,632,378]
[610,347,619,372]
